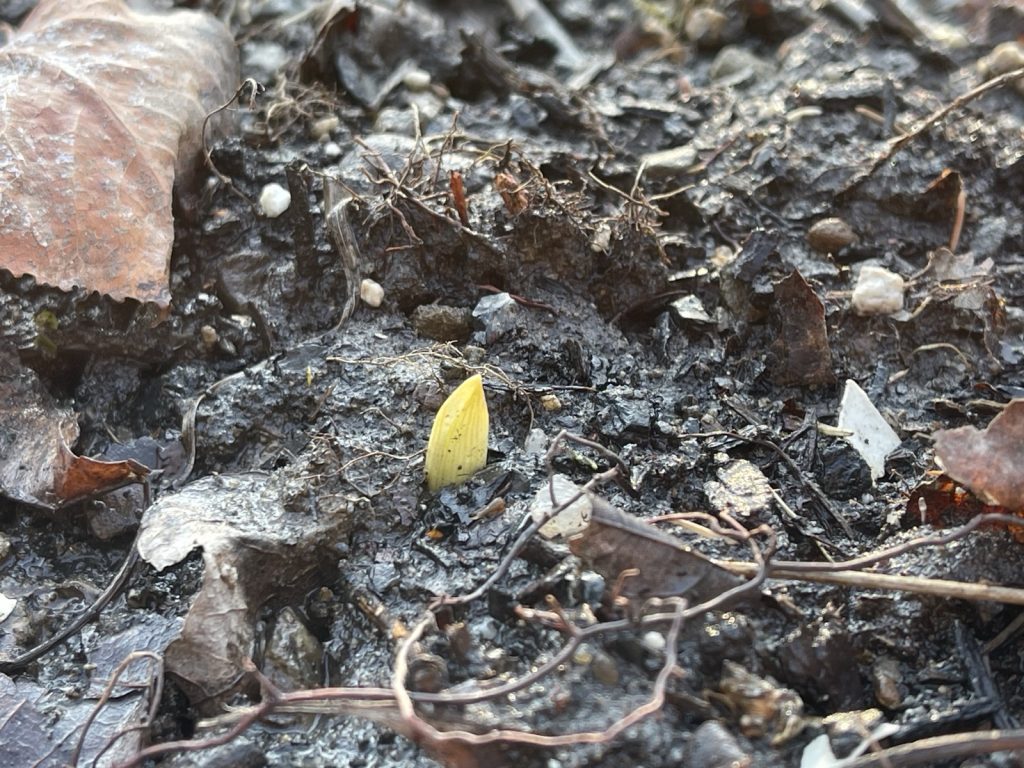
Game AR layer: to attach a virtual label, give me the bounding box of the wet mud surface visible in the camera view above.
[1,1,1024,766]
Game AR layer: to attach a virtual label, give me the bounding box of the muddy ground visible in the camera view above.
[2,0,1024,766]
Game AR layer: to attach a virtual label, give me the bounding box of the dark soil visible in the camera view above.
[2,1,1024,767]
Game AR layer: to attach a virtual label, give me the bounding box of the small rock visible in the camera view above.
[872,657,905,709]
[823,709,884,757]
[539,393,561,411]
[403,67,432,92]
[807,218,858,254]
[684,7,728,48]
[670,294,713,324]
[472,292,519,343]
[323,141,342,159]
[259,183,291,218]
[263,607,323,692]
[685,720,751,767]
[200,324,218,346]
[709,45,772,84]
[310,115,339,141]
[642,630,666,653]
[851,265,904,315]
[980,41,1024,82]
[590,650,619,685]
[0,533,9,561]
[359,278,384,307]
[412,304,473,342]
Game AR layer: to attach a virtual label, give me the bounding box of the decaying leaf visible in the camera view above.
[568,495,747,606]
[0,0,238,306]
[0,671,147,766]
[136,459,352,711]
[933,400,1024,510]
[771,271,835,387]
[0,348,149,509]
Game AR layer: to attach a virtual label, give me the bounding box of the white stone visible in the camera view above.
[642,630,666,653]
[0,593,16,623]
[259,183,291,218]
[403,68,432,92]
[359,278,384,307]
[837,379,901,483]
[851,266,904,315]
[323,141,343,159]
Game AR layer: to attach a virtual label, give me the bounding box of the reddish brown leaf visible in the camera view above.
[0,0,238,306]
[933,400,1024,511]
[0,349,149,509]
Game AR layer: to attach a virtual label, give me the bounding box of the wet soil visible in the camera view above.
[2,1,1024,767]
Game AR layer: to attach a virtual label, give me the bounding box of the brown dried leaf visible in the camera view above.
[568,495,747,606]
[0,0,238,306]
[933,400,1024,510]
[0,349,149,509]
[771,271,835,386]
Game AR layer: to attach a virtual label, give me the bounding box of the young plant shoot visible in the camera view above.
[424,374,489,492]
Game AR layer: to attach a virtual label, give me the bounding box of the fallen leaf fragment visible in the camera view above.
[836,379,901,483]
[771,271,835,386]
[0,348,149,509]
[0,0,238,306]
[137,460,352,711]
[530,474,592,538]
[933,400,1024,510]
[569,495,747,606]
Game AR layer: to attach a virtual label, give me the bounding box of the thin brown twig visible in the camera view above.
[201,77,264,209]
[846,66,1024,192]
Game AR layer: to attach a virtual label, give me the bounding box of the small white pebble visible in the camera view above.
[852,266,904,315]
[360,278,384,307]
[259,183,291,218]
[403,68,432,92]
[642,631,666,653]
[323,141,342,159]
[539,393,562,412]
[310,115,339,141]
[200,325,218,346]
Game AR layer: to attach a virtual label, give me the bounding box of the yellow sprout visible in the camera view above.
[424,374,489,492]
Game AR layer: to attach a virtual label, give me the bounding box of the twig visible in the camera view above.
[845,66,1024,193]
[836,729,1024,767]
[0,542,141,675]
[72,651,163,768]
[687,430,853,540]
[201,77,264,209]
[716,512,1024,606]
[717,563,1024,606]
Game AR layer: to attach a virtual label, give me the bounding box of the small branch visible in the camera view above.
[845,66,1024,192]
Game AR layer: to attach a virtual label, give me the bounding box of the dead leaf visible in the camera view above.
[0,348,149,509]
[0,0,238,306]
[137,460,353,712]
[933,400,1024,510]
[568,495,747,606]
[771,271,835,387]
[0,672,148,766]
